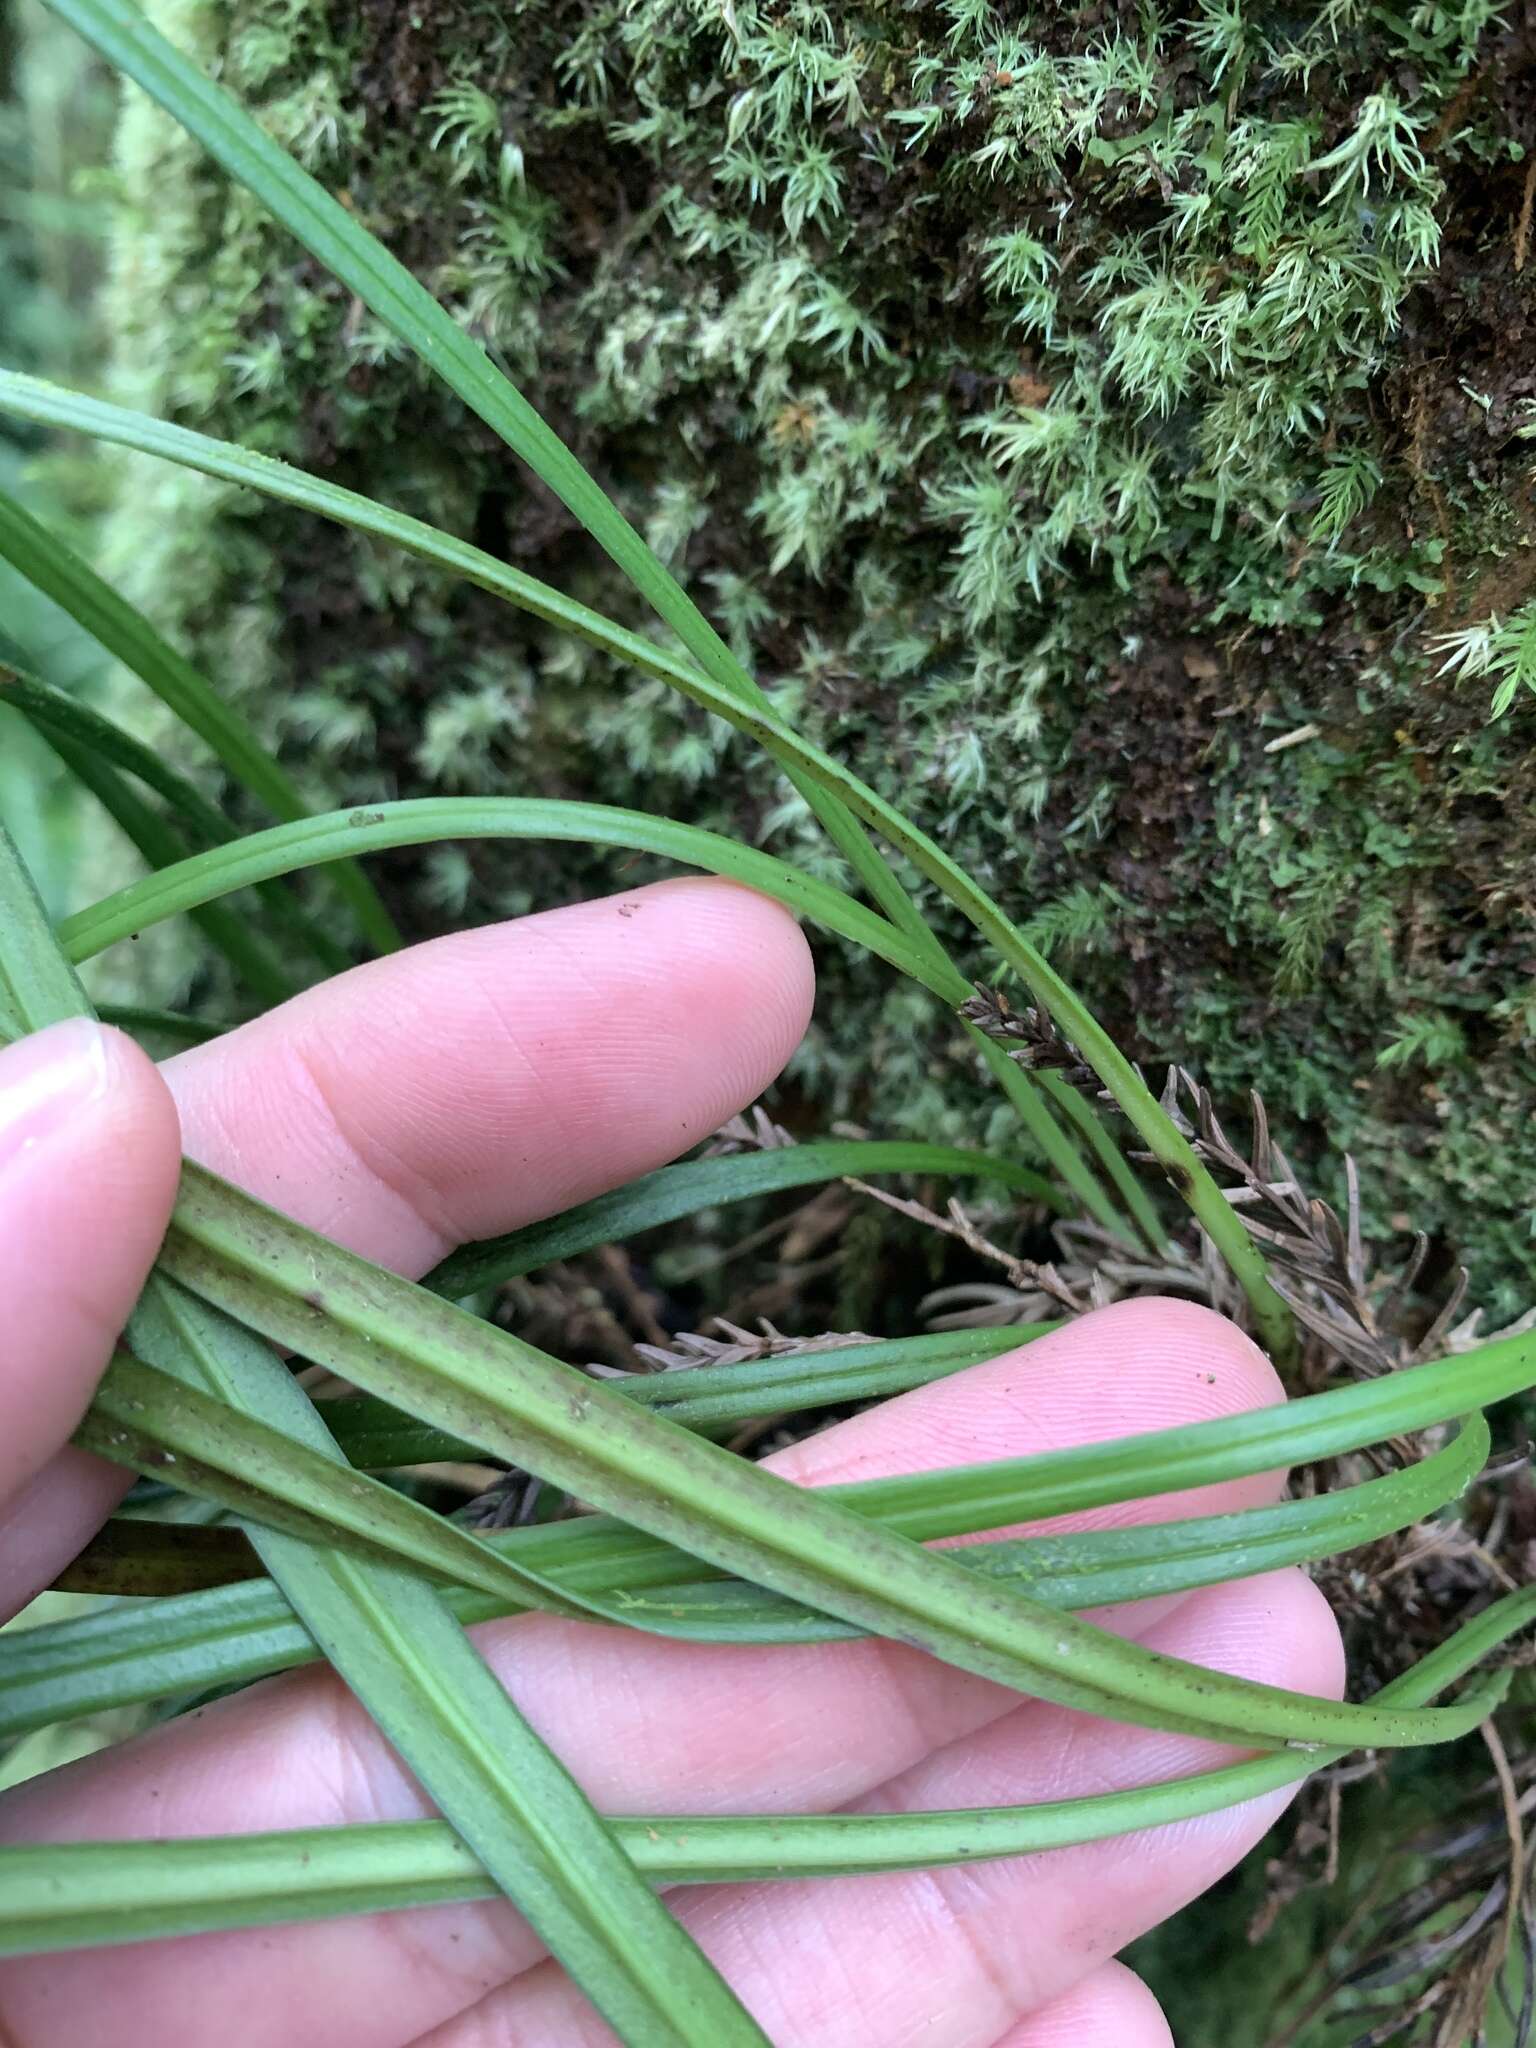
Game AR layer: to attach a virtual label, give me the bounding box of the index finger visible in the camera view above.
[162,876,816,1274]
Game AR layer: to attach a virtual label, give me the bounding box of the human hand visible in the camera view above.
[0,879,1342,2047]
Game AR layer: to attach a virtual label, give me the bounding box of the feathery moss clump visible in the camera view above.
[95,0,1536,1316]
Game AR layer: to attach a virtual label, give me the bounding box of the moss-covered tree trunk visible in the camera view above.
[101,0,1536,1316]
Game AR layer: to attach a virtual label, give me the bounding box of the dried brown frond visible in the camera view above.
[958,983,1100,1093]
[704,1106,796,1153]
[919,1280,1067,1329]
[845,1178,1090,1312]
[587,1317,875,1378]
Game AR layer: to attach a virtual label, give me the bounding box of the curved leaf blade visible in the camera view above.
[0,1413,1492,1737]
[156,1162,1522,1750]
[2,1585,1527,1960]
[0,484,396,954]
[430,1141,1064,1299]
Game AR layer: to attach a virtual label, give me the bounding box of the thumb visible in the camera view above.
[0,1019,181,1506]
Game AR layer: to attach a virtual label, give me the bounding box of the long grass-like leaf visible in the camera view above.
[7,1411,1485,1735]
[55,799,946,992]
[0,483,397,955]
[598,1412,1488,1640]
[95,1002,222,1047]
[3,661,351,975]
[431,1140,1063,1299]
[151,1161,1516,1749]
[63,1421,1481,1646]
[329,1329,1038,1464]
[4,1585,1529,1960]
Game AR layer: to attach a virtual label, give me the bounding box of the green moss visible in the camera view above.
[94,0,1536,1306]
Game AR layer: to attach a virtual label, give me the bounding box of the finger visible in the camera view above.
[0,1450,135,1621]
[986,1961,1172,2048]
[7,878,816,1600]
[771,1289,1287,1540]
[0,1022,179,1513]
[161,877,816,1273]
[0,1302,1291,2048]
[436,1570,1343,2047]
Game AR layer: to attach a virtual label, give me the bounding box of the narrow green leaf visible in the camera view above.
[3,661,351,975]
[0,374,759,709]
[8,1414,1487,1737]
[329,1329,1036,1465]
[68,1412,1481,1648]
[95,1003,222,1048]
[431,1142,1063,1299]
[0,482,397,954]
[36,726,298,1005]
[154,1161,1520,1749]
[618,1413,1488,1640]
[56,799,946,995]
[3,1586,1527,1960]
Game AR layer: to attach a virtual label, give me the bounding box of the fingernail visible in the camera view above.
[0,1019,112,1179]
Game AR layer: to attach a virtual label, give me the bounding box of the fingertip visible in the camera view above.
[778,1295,1287,1524]
[994,1959,1173,2048]
[640,875,817,1098]
[93,1024,184,1199]
[1032,1294,1286,1413]
[67,1024,184,1236]
[950,1293,1288,1481]
[0,1020,181,1511]
[0,1018,181,1210]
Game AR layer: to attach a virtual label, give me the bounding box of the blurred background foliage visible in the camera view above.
[0,0,115,910]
